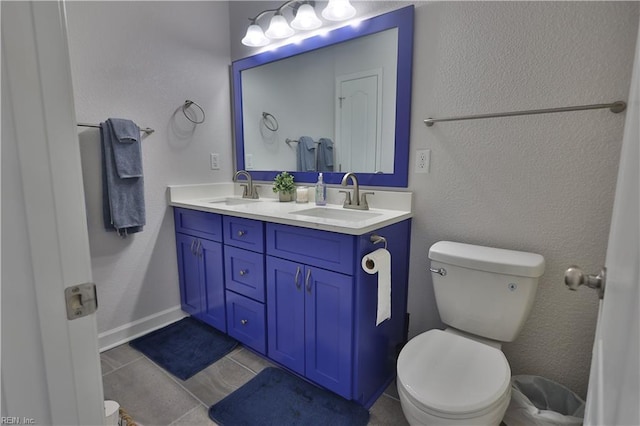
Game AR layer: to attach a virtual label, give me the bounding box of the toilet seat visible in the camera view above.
[397,329,511,417]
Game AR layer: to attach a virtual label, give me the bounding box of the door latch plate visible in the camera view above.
[64,282,98,320]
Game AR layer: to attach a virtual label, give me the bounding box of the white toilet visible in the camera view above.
[397,241,545,426]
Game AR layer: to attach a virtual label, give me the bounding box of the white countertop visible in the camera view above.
[167,183,413,235]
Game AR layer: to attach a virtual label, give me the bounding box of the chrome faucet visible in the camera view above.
[234,170,259,199]
[340,172,373,210]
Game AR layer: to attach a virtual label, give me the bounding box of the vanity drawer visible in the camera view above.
[266,223,355,275]
[224,246,265,302]
[226,291,266,355]
[223,216,264,252]
[174,208,222,242]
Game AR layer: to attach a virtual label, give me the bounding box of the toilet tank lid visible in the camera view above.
[429,241,545,277]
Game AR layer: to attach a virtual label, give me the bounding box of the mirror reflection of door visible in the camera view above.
[336,69,383,173]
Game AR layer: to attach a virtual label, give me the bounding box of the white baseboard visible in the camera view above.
[98,305,187,352]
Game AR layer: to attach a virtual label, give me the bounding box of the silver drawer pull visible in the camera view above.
[429,267,447,276]
[241,319,248,325]
[239,269,248,276]
[305,269,312,292]
[294,266,301,289]
[237,230,246,237]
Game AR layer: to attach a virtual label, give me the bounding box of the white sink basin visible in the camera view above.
[209,197,260,206]
[292,207,382,222]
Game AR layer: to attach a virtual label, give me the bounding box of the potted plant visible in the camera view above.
[273,171,295,202]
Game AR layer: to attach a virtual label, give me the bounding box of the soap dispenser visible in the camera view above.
[315,173,327,206]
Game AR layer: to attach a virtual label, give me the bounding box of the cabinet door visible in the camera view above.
[305,267,353,399]
[176,233,201,316]
[266,256,305,375]
[199,238,226,332]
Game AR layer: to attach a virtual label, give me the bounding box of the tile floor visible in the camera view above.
[101,343,409,426]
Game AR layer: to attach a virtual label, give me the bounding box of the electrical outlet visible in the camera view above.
[210,153,220,170]
[246,154,254,170]
[415,149,430,173]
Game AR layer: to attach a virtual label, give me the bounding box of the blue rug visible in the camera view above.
[129,317,237,380]
[208,367,370,426]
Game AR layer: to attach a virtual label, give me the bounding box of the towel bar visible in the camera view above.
[77,122,155,135]
[424,100,627,127]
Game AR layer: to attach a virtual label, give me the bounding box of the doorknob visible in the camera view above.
[564,265,606,299]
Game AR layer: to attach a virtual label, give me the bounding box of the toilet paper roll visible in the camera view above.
[361,248,391,326]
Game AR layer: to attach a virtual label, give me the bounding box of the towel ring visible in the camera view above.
[182,100,205,124]
[262,112,279,132]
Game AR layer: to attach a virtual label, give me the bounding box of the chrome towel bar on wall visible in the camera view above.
[77,122,155,135]
[424,100,627,127]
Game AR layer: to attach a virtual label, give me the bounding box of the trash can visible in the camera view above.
[502,375,585,426]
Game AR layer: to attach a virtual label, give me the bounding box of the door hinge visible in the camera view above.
[64,282,98,320]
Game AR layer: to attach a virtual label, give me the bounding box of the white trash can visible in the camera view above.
[502,375,585,426]
[104,400,120,426]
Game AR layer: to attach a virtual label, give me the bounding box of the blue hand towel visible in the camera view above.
[107,118,143,178]
[296,136,316,172]
[101,120,145,237]
[318,138,334,172]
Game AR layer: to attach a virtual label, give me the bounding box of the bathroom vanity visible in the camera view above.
[168,183,412,407]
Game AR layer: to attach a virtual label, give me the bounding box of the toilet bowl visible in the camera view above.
[397,241,545,425]
[397,329,511,425]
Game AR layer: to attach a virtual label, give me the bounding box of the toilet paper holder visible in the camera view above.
[370,234,388,249]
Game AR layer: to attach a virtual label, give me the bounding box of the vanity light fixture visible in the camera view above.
[322,0,357,21]
[241,0,356,47]
[290,3,323,30]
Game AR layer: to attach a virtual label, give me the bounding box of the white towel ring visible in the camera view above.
[183,100,206,124]
[262,112,279,131]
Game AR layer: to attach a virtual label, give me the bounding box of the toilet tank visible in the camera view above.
[428,241,545,342]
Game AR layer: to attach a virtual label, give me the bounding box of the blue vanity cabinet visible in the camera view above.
[266,220,411,406]
[174,208,226,332]
[266,224,355,399]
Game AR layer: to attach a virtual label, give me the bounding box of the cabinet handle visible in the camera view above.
[190,239,196,255]
[294,266,301,289]
[239,269,248,276]
[305,269,312,293]
[237,230,246,237]
[196,240,202,257]
[241,319,248,325]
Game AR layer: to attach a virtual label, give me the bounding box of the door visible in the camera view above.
[305,267,353,398]
[582,24,640,426]
[200,238,226,331]
[1,1,104,424]
[336,69,383,173]
[176,234,202,316]
[267,257,305,374]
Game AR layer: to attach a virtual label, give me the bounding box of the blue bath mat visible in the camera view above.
[129,317,237,380]
[208,367,370,426]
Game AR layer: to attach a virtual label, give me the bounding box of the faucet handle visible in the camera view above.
[360,192,374,209]
[239,183,249,198]
[251,185,260,199]
[339,190,352,207]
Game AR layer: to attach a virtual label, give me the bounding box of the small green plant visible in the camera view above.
[272,171,295,194]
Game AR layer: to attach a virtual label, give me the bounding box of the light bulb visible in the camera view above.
[241,24,270,47]
[265,14,295,39]
[322,0,356,21]
[291,4,322,30]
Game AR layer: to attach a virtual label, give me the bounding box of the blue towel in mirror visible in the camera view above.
[296,136,316,172]
[318,138,334,172]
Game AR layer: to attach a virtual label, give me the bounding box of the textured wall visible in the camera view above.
[66,1,233,333]
[407,2,638,397]
[230,1,639,397]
